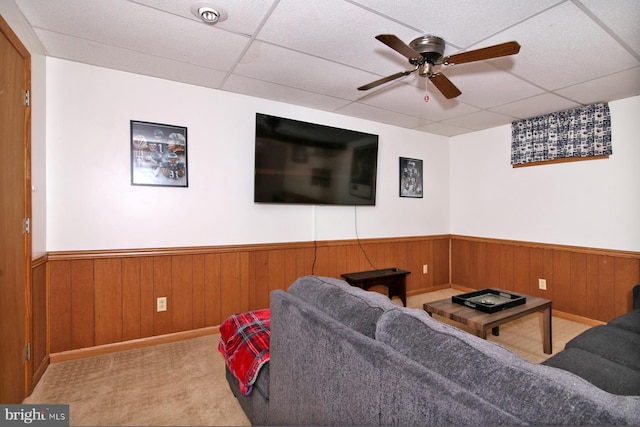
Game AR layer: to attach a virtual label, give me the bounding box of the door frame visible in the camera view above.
[0,14,33,401]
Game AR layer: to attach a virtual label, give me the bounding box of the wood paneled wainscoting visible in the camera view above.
[46,236,450,355]
[42,234,640,361]
[451,235,640,323]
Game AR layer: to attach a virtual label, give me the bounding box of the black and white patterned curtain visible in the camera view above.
[511,102,612,165]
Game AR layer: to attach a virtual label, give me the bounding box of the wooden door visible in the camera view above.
[0,15,32,403]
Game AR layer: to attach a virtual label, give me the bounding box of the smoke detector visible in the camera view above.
[190,2,227,24]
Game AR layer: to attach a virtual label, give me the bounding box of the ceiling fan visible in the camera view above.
[358,34,521,99]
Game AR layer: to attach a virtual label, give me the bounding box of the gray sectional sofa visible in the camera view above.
[226,276,640,425]
[542,284,640,396]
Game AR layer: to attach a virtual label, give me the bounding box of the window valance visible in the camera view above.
[511,102,612,166]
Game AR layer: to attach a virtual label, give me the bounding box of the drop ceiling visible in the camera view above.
[13,0,640,136]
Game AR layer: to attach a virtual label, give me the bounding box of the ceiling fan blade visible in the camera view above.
[443,41,521,65]
[375,34,422,60]
[429,73,462,99]
[358,70,415,91]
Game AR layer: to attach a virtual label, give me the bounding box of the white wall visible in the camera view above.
[450,95,640,252]
[30,55,47,257]
[45,58,449,251]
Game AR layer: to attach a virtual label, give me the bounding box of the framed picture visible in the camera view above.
[399,157,423,198]
[130,121,188,187]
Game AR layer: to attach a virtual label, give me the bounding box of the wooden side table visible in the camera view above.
[341,268,411,306]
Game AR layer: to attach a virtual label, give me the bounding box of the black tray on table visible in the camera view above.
[452,288,526,313]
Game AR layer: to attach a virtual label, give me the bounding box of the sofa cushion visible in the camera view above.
[608,309,640,334]
[287,275,396,338]
[375,308,638,425]
[563,324,640,372]
[542,347,640,395]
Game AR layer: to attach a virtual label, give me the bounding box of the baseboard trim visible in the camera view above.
[451,284,475,293]
[406,284,452,297]
[551,310,605,326]
[49,326,219,363]
[32,355,49,386]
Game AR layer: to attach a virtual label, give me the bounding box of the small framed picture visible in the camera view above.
[130,121,188,187]
[399,157,423,198]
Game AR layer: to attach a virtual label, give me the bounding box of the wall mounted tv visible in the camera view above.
[254,113,379,205]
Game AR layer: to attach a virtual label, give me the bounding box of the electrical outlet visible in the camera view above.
[538,278,547,290]
[423,264,428,274]
[157,297,167,312]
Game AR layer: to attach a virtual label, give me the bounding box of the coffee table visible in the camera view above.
[423,291,552,354]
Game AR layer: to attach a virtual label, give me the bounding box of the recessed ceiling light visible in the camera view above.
[190,2,227,25]
[198,7,220,23]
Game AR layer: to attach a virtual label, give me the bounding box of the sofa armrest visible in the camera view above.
[634,284,640,310]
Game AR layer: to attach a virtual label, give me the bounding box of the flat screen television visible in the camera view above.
[254,113,379,205]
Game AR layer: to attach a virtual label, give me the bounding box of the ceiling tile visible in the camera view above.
[33,29,228,89]
[489,93,581,120]
[358,82,480,121]
[414,122,474,137]
[256,0,421,75]
[555,66,640,105]
[349,0,565,47]
[233,40,380,100]
[336,102,432,129]
[130,0,278,36]
[441,110,516,131]
[480,2,640,90]
[18,0,250,71]
[223,75,353,111]
[442,62,544,109]
[578,0,640,55]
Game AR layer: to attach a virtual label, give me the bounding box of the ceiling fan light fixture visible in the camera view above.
[418,63,431,77]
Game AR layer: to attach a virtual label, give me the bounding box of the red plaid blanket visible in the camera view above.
[218,308,270,396]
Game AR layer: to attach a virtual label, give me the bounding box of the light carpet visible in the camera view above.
[24,335,250,426]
